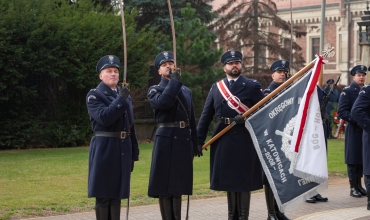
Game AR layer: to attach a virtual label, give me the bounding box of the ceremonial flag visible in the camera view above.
[245,56,328,212]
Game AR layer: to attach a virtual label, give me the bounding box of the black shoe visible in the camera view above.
[276,211,291,220]
[350,187,362,198]
[357,178,367,196]
[305,197,316,203]
[350,179,362,198]
[314,194,328,202]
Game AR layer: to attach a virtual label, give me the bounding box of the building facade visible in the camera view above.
[212,0,368,85]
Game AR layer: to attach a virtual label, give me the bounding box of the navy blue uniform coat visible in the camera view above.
[338,82,363,164]
[351,85,370,174]
[86,82,139,199]
[263,81,280,96]
[197,75,264,192]
[147,78,198,197]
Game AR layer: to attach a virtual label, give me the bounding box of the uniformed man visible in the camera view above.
[338,65,367,198]
[147,51,201,220]
[86,55,139,220]
[263,60,291,220]
[351,84,370,210]
[322,79,339,139]
[263,60,289,96]
[197,50,264,220]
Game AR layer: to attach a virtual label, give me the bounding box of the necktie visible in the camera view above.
[229,80,235,88]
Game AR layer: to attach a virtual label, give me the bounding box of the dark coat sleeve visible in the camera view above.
[352,86,370,133]
[87,91,130,127]
[197,84,216,145]
[147,80,183,110]
[338,87,356,124]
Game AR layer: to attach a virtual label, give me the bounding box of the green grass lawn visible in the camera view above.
[0,138,346,219]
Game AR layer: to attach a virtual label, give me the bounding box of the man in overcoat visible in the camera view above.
[197,50,264,220]
[322,79,339,138]
[147,51,201,220]
[338,65,367,198]
[86,55,139,220]
[351,84,370,210]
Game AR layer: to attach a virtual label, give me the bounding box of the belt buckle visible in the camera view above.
[120,131,127,139]
[225,118,230,124]
[179,121,185,128]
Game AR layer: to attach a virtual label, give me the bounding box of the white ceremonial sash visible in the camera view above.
[216,80,249,114]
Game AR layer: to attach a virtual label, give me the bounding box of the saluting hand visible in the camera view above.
[170,68,181,81]
[118,84,130,99]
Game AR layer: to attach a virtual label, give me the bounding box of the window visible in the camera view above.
[258,46,266,65]
[312,38,320,60]
[284,39,291,50]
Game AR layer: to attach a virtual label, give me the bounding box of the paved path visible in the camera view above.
[24,177,370,220]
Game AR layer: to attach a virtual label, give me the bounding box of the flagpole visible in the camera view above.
[289,0,293,70]
[318,0,326,87]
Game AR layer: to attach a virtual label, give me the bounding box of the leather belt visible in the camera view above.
[157,121,190,128]
[219,118,236,125]
[93,131,131,139]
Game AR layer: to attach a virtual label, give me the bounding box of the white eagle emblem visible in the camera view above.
[108,55,114,64]
[163,52,169,59]
[230,50,235,57]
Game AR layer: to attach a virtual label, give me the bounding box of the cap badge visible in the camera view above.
[163,52,169,59]
[230,50,235,57]
[108,55,114,64]
[281,60,286,67]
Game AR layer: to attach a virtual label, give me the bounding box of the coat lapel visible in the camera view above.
[97,82,117,101]
[230,75,247,95]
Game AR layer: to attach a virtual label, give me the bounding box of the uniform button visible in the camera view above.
[174,136,177,139]
[187,138,189,141]
[122,140,124,142]
[122,153,124,156]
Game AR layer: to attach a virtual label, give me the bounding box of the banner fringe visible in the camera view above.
[292,170,328,184]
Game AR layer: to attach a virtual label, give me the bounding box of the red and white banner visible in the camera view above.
[290,55,328,184]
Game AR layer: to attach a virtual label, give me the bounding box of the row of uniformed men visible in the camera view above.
[337,64,370,211]
[87,50,369,220]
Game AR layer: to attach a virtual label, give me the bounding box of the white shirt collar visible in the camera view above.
[228,76,239,82]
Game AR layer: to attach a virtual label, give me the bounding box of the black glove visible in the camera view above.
[195,145,204,157]
[170,68,181,81]
[131,160,134,172]
[234,114,245,124]
[118,84,130,99]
